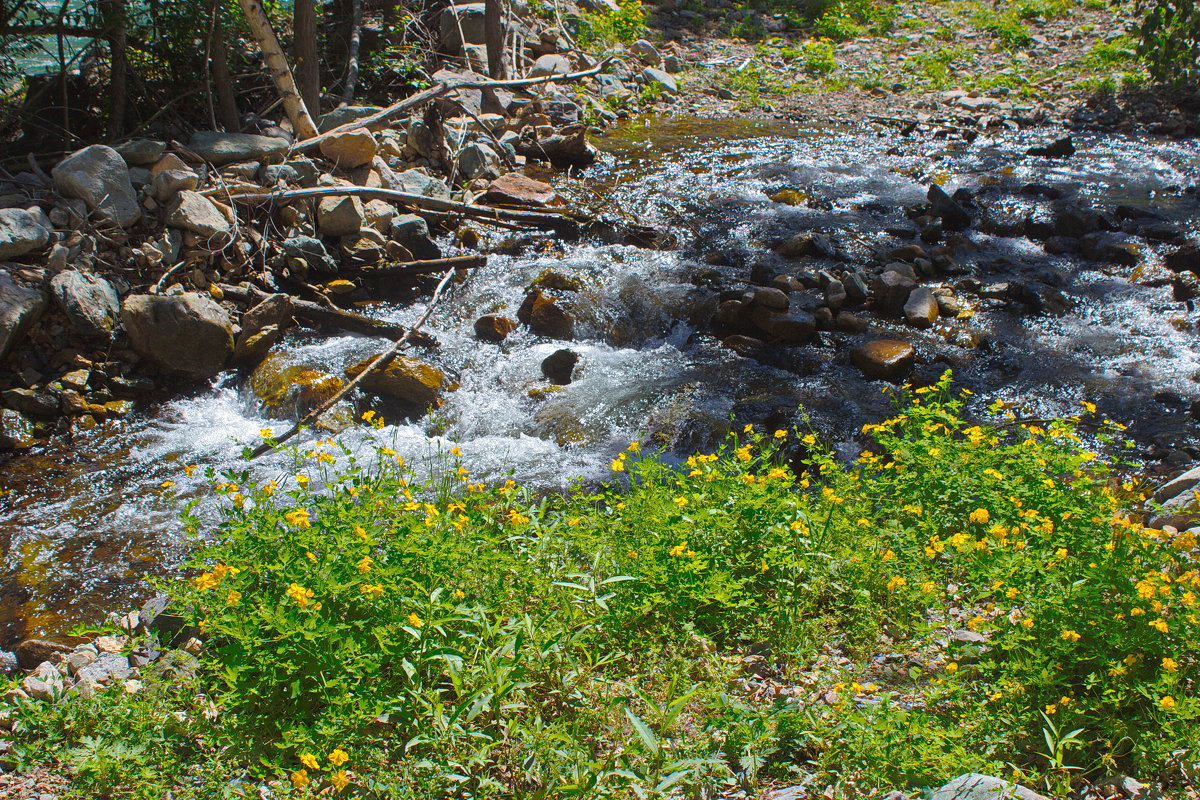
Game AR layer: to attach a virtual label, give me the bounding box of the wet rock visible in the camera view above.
[0,408,35,449]
[978,206,1024,237]
[1043,236,1078,255]
[926,184,970,231]
[0,649,16,675]
[52,145,141,228]
[346,355,452,410]
[282,236,339,275]
[530,54,572,77]
[474,313,517,342]
[640,67,679,95]
[319,127,378,169]
[824,279,847,310]
[903,286,939,329]
[115,139,166,166]
[233,324,281,365]
[1080,231,1140,266]
[484,172,557,206]
[843,272,869,303]
[630,39,662,66]
[1173,272,1200,302]
[889,243,927,262]
[835,311,867,333]
[234,293,294,363]
[776,232,833,258]
[457,142,501,181]
[3,388,57,416]
[541,348,578,384]
[0,270,47,360]
[121,293,234,377]
[166,190,232,242]
[930,773,1048,800]
[749,306,815,344]
[517,289,574,339]
[50,269,120,339]
[189,131,289,166]
[317,195,365,237]
[872,271,916,316]
[251,352,344,417]
[1027,136,1075,158]
[14,639,71,670]
[1053,203,1103,238]
[751,286,789,310]
[722,334,765,356]
[0,208,49,259]
[1165,244,1200,273]
[851,340,915,382]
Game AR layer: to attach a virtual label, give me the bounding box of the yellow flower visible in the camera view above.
[968,508,989,524]
[290,769,310,789]
[449,446,463,457]
[225,590,241,606]
[300,753,319,770]
[920,580,936,593]
[160,480,175,489]
[669,542,689,557]
[1163,657,1179,673]
[886,576,907,592]
[356,555,373,573]
[260,427,274,438]
[736,446,752,462]
[361,583,384,599]
[611,459,625,472]
[882,550,895,562]
[743,424,754,434]
[674,496,688,507]
[1150,618,1169,633]
[407,612,423,628]
[317,451,335,464]
[328,748,349,767]
[295,473,309,488]
[774,429,788,439]
[287,583,315,609]
[193,572,218,591]
[1081,400,1097,414]
[945,662,958,673]
[330,770,349,791]
[1060,629,1081,642]
[1160,695,1177,710]
[183,464,197,477]
[452,588,465,600]
[627,441,641,452]
[1045,703,1057,715]
[261,480,276,497]
[284,509,311,529]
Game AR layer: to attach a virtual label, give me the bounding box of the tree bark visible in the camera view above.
[484,0,505,78]
[339,0,363,105]
[210,0,241,131]
[293,0,320,118]
[237,0,319,140]
[104,0,128,138]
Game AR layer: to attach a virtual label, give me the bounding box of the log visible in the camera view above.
[217,283,437,347]
[352,254,486,276]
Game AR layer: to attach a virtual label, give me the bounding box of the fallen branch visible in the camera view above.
[292,58,612,153]
[249,268,458,458]
[216,283,438,346]
[221,185,581,232]
[351,254,486,276]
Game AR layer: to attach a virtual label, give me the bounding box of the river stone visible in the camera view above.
[541,348,578,385]
[250,351,344,417]
[233,324,281,365]
[151,168,200,201]
[484,173,557,206]
[872,271,916,316]
[345,355,452,409]
[824,279,847,310]
[531,54,572,78]
[517,289,574,340]
[640,67,679,95]
[317,105,383,133]
[851,340,915,382]
[0,208,49,259]
[189,131,289,166]
[1149,464,1200,530]
[458,142,501,181]
[319,127,378,169]
[115,139,166,166]
[1165,244,1200,273]
[1080,231,1140,266]
[0,408,35,450]
[751,286,789,311]
[50,269,121,339]
[474,313,517,342]
[282,235,339,275]
[3,388,57,416]
[52,145,141,228]
[903,286,939,329]
[166,190,232,242]
[1027,136,1075,158]
[391,214,441,260]
[14,639,71,670]
[1053,203,1103,239]
[440,2,488,50]
[749,306,815,343]
[930,773,1048,800]
[317,195,364,237]
[927,184,970,231]
[121,293,234,376]
[630,39,662,66]
[0,270,47,360]
[73,652,133,686]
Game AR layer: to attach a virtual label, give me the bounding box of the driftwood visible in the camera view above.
[352,254,486,276]
[293,58,612,153]
[217,283,438,347]
[222,185,581,232]
[249,268,458,458]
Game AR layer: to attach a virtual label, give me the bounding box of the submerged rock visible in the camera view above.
[250,351,345,418]
[518,289,574,339]
[121,292,234,377]
[851,340,915,382]
[474,313,517,342]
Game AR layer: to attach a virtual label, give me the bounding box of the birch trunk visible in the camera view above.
[237,0,319,140]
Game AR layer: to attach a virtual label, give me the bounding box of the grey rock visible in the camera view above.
[595,74,631,98]
[283,158,322,187]
[457,142,501,181]
[663,54,682,73]
[0,208,50,259]
[927,184,970,231]
[262,164,300,186]
[440,2,488,50]
[0,270,47,360]
[844,271,869,303]
[121,293,234,377]
[50,269,121,339]
[392,169,451,199]
[166,190,232,241]
[1080,231,1140,266]
[929,773,1048,800]
[3,388,57,416]
[630,39,662,66]
[872,270,916,316]
[640,67,679,95]
[391,214,440,260]
[73,652,132,686]
[282,236,338,275]
[1150,464,1200,529]
[317,105,383,133]
[824,279,847,309]
[316,195,365,238]
[115,139,166,166]
[0,649,16,675]
[0,409,35,449]
[530,54,572,78]
[21,675,56,701]
[52,145,141,228]
[188,131,289,167]
[903,286,939,329]
[151,168,200,201]
[749,306,815,343]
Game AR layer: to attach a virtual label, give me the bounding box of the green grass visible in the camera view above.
[6,373,1197,798]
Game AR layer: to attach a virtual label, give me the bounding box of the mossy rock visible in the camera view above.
[345,355,457,411]
[250,351,346,419]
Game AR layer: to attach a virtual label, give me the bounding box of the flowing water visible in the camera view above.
[2,116,1199,644]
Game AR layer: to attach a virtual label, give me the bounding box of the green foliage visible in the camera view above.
[576,0,648,51]
[1137,0,1200,82]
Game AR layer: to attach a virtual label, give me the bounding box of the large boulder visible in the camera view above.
[319,127,378,169]
[317,195,365,237]
[345,355,454,410]
[1150,464,1200,530]
[50,269,121,339]
[120,293,234,377]
[52,145,141,228]
[0,208,50,259]
[188,131,289,167]
[250,351,344,418]
[851,340,915,382]
[484,173,557,207]
[166,190,232,242]
[0,270,47,360]
[440,3,488,51]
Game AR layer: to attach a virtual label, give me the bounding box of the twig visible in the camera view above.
[350,254,486,275]
[249,268,458,458]
[152,261,188,294]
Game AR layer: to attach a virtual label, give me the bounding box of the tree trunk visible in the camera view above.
[104,0,128,138]
[210,0,241,131]
[293,0,320,118]
[339,0,363,105]
[484,0,505,78]
[237,0,319,140]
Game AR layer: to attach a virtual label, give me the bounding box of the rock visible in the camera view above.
[530,54,572,78]
[835,311,867,332]
[282,236,339,275]
[824,280,847,309]
[517,289,574,339]
[345,355,453,409]
[751,286,790,310]
[233,324,282,365]
[73,652,133,686]
[474,313,517,342]
[1080,231,1140,266]
[630,39,662,66]
[851,340,915,382]
[21,675,56,701]
[390,214,441,260]
[319,127,378,169]
[0,208,49,259]
[3,388,57,416]
[843,272,869,303]
[1165,244,1200,273]
[166,190,232,242]
[0,649,16,675]
[1053,203,1103,238]
[515,126,597,168]
[1150,464,1200,529]
[457,142,501,181]
[440,2,488,50]
[0,408,35,449]
[927,184,970,231]
[317,195,365,237]
[151,168,200,201]
[749,306,815,343]
[316,105,383,132]
[930,773,1048,800]
[234,294,294,363]
[903,286,939,329]
[250,352,345,418]
[541,348,578,384]
[775,233,832,258]
[391,169,452,199]
[663,54,682,73]
[640,67,679,95]
[189,131,289,166]
[0,270,47,360]
[14,639,71,670]
[50,269,121,339]
[872,271,916,316]
[722,334,765,356]
[52,145,141,228]
[1027,136,1075,158]
[484,173,557,206]
[121,293,234,377]
[115,139,166,166]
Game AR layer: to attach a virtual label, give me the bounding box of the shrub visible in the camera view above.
[1137,0,1200,82]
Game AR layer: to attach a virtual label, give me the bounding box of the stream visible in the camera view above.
[2,116,1199,645]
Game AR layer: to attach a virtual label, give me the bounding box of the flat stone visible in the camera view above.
[319,127,378,169]
[51,269,121,339]
[851,340,915,382]
[121,292,234,377]
[52,145,141,228]
[0,270,47,360]
[0,208,49,259]
[115,139,166,166]
[484,173,557,206]
[188,131,289,167]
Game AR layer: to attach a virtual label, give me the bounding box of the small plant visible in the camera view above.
[575,0,647,51]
